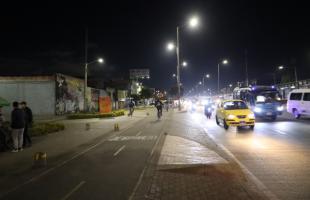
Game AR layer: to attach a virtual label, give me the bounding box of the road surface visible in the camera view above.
[1,107,310,200]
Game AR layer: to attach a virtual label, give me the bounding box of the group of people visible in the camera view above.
[127,99,166,119]
[0,101,33,153]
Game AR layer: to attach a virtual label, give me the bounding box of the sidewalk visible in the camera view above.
[132,110,269,200]
[0,109,151,195]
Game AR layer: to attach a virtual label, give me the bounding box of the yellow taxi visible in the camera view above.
[215,100,255,130]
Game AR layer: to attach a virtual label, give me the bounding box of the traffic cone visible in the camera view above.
[33,152,47,168]
[85,123,90,130]
[114,123,119,131]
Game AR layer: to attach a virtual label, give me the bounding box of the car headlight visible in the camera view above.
[254,107,262,113]
[248,113,255,119]
[227,114,235,119]
[277,106,284,111]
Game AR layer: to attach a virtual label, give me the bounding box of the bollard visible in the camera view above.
[146,112,149,116]
[114,123,120,131]
[33,152,47,168]
[85,123,90,130]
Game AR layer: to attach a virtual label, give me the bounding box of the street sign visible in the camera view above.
[130,69,150,80]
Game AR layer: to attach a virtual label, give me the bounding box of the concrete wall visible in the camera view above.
[0,77,55,116]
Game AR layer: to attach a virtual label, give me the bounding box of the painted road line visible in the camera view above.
[275,130,287,135]
[136,131,142,136]
[108,136,157,141]
[60,181,86,200]
[113,145,126,156]
[0,121,136,199]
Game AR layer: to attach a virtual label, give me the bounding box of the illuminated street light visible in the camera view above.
[167,42,175,51]
[84,57,104,111]
[166,14,201,110]
[277,65,298,85]
[202,73,210,89]
[217,59,229,94]
[189,16,199,28]
[182,61,188,67]
[98,58,104,63]
[229,84,233,87]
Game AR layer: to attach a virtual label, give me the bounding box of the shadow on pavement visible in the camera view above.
[159,163,244,180]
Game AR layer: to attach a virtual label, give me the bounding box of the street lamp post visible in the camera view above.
[84,58,104,111]
[166,15,199,110]
[176,26,181,110]
[217,59,228,94]
[278,65,298,86]
[202,74,210,88]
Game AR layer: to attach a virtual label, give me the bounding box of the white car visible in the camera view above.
[287,89,310,119]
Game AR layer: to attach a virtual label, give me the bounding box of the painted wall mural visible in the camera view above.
[99,90,112,113]
[55,74,85,115]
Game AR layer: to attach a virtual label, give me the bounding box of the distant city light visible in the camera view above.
[278,65,284,70]
[206,74,210,78]
[222,59,228,65]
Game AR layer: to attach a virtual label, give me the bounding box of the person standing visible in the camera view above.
[0,106,6,151]
[11,102,25,152]
[21,101,33,147]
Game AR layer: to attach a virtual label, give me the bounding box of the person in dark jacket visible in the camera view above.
[0,106,6,151]
[21,101,33,147]
[11,102,25,152]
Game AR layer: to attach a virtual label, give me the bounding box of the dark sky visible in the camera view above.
[1,1,310,91]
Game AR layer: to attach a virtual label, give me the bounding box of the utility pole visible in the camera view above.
[84,27,88,112]
[245,49,249,87]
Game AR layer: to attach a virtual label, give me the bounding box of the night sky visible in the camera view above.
[1,1,310,91]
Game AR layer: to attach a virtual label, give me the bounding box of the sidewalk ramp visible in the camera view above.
[158,135,228,165]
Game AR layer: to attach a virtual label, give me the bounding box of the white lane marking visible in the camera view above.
[128,167,146,200]
[0,123,135,199]
[129,115,170,200]
[113,145,126,156]
[60,181,86,200]
[108,136,157,141]
[275,130,287,135]
[136,131,142,136]
[202,128,280,200]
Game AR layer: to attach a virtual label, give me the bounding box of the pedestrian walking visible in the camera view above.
[11,102,25,152]
[21,101,33,147]
[128,100,135,117]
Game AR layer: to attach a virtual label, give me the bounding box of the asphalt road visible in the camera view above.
[2,107,310,200]
[191,107,310,200]
[1,111,169,200]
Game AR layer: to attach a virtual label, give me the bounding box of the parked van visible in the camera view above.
[287,89,310,119]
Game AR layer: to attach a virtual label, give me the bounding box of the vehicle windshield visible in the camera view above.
[223,101,248,110]
[256,91,281,103]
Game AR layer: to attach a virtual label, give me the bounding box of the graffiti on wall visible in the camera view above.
[90,88,99,112]
[55,74,85,115]
[99,90,112,113]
